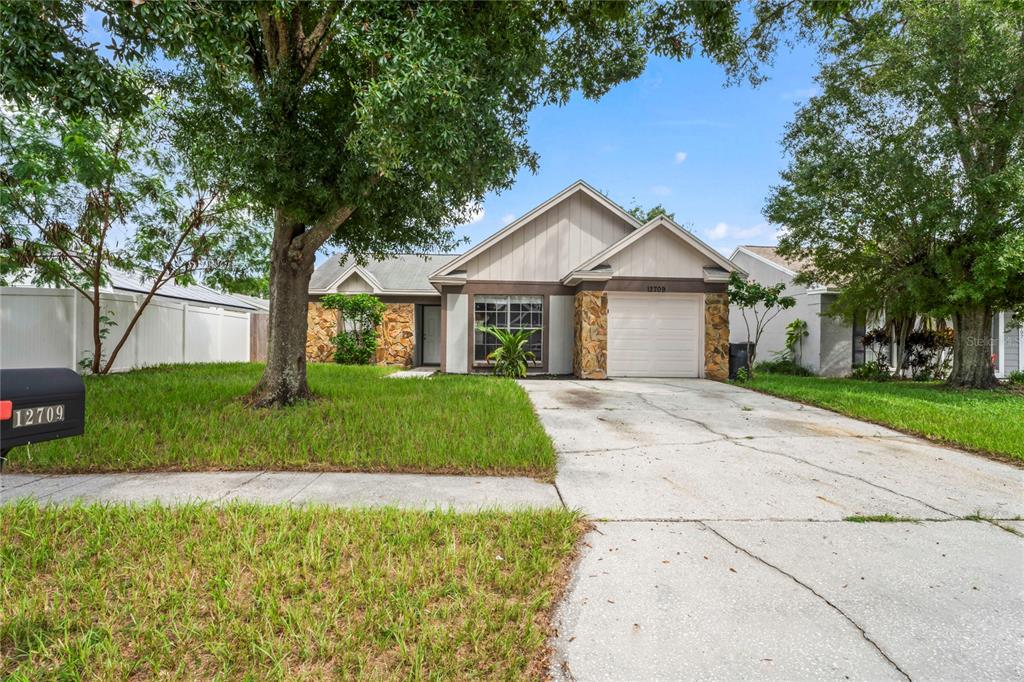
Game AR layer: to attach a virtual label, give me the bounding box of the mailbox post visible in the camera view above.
[0,368,86,463]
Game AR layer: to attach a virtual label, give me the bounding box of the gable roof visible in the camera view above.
[310,253,459,294]
[731,246,807,277]
[429,180,642,280]
[565,216,742,283]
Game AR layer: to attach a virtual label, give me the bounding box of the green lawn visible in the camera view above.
[741,374,1024,463]
[9,363,555,477]
[0,502,582,679]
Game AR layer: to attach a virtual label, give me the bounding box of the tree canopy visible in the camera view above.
[765,0,1024,388]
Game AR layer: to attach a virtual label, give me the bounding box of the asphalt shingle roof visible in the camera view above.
[310,253,460,292]
[107,270,257,310]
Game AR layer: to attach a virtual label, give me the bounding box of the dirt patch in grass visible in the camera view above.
[0,502,583,680]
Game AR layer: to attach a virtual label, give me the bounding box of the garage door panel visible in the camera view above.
[608,294,701,378]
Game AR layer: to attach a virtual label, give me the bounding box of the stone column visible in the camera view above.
[306,301,339,363]
[704,293,730,380]
[375,303,416,367]
[573,291,607,379]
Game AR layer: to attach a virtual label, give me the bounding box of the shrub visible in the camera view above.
[1008,370,1024,385]
[850,360,891,381]
[904,328,954,380]
[755,359,814,376]
[321,293,387,365]
[733,366,751,383]
[860,328,891,366]
[476,326,539,378]
[783,319,809,365]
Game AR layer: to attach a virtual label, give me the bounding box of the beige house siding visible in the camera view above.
[335,272,373,293]
[462,191,633,281]
[605,225,718,278]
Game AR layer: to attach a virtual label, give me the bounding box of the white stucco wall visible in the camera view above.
[547,295,574,374]
[444,292,468,373]
[728,251,817,371]
[816,294,853,376]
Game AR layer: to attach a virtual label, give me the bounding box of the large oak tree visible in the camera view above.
[4,0,823,404]
[766,0,1024,388]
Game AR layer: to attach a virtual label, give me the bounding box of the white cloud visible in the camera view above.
[708,222,730,240]
[705,222,771,242]
[674,151,688,164]
[501,213,516,226]
[650,184,672,197]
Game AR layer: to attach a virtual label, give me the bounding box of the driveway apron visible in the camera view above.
[521,378,1024,681]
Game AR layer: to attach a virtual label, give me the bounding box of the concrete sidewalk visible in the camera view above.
[0,471,561,511]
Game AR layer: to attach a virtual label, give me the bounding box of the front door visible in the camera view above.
[421,305,441,365]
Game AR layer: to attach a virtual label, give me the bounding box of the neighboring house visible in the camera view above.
[729,245,1022,378]
[307,180,743,378]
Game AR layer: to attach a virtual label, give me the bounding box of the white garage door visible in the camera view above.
[607,293,701,377]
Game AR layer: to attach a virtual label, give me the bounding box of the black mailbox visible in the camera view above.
[0,368,85,458]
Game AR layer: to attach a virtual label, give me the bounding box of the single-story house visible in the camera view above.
[729,245,1022,378]
[307,180,742,379]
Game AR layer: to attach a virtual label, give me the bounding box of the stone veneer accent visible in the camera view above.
[573,291,608,379]
[704,292,729,380]
[375,303,415,367]
[306,301,339,363]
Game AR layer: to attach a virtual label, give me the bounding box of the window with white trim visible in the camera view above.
[474,295,543,364]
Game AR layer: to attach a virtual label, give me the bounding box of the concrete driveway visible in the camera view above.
[521,378,1024,681]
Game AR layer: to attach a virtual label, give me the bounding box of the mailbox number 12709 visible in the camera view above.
[12,404,65,428]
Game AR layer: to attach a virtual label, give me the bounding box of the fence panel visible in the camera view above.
[250,312,269,362]
[1,287,252,371]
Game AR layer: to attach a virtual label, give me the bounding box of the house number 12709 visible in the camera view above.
[646,285,667,293]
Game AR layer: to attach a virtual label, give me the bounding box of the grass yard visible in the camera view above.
[0,502,583,680]
[742,374,1024,463]
[8,363,555,477]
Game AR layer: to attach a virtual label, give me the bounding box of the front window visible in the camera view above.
[474,295,543,365]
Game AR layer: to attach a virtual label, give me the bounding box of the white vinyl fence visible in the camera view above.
[0,287,251,372]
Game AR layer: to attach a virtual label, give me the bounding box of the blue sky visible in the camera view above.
[82,10,819,263]
[443,43,821,261]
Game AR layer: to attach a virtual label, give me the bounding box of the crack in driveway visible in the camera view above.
[634,392,958,519]
[701,521,912,681]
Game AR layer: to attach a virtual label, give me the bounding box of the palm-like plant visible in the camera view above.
[476,325,539,378]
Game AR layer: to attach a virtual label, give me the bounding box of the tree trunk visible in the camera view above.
[247,216,318,407]
[948,306,998,389]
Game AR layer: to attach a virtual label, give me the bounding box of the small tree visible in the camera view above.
[0,105,268,374]
[321,293,386,365]
[728,271,796,376]
[783,318,809,366]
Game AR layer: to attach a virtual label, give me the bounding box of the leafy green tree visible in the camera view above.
[0,105,269,374]
[728,271,797,375]
[321,293,386,365]
[766,0,1024,388]
[3,1,843,404]
[626,202,676,223]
